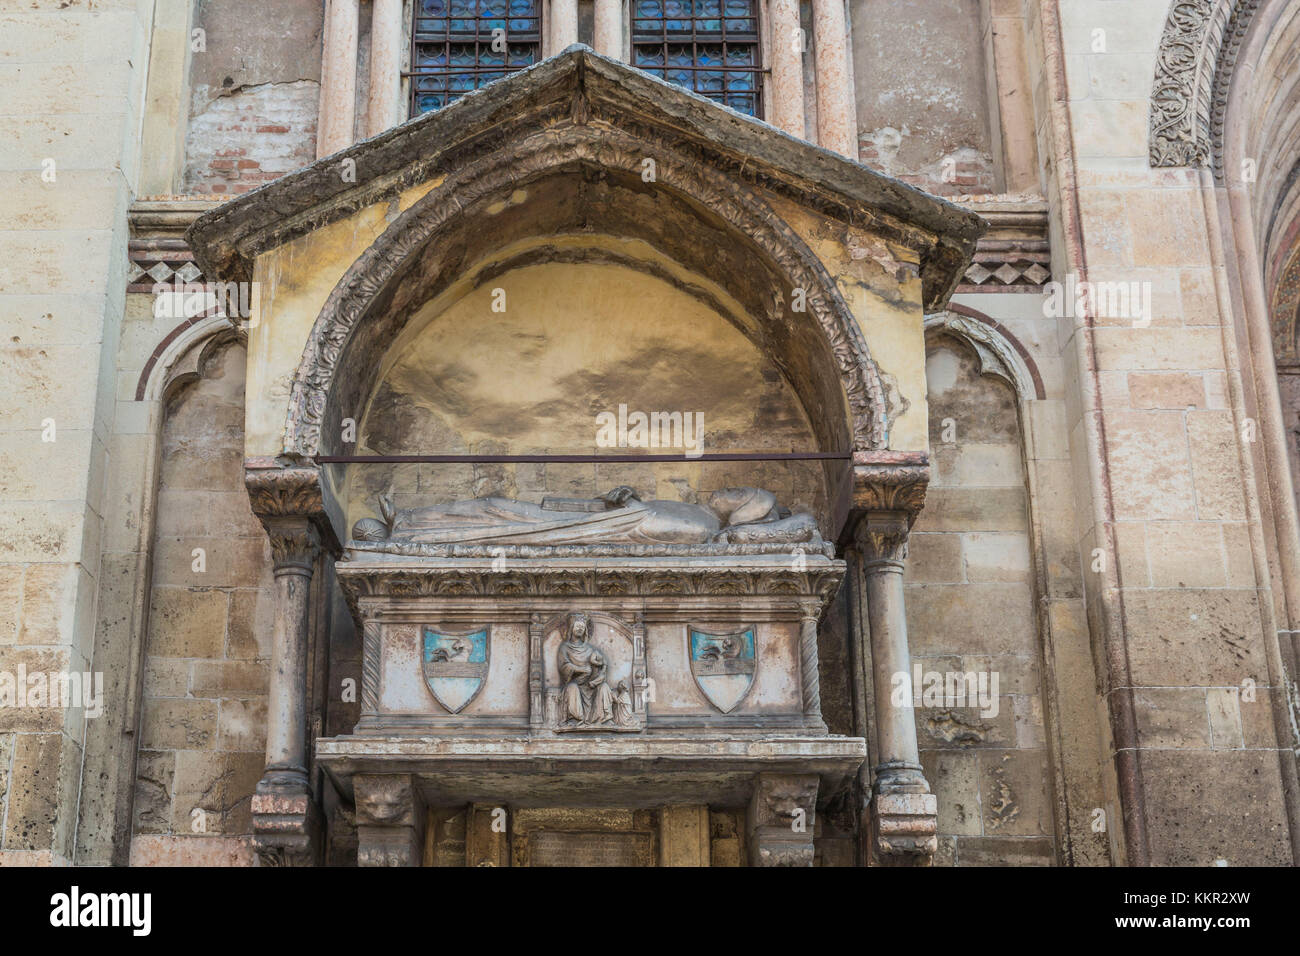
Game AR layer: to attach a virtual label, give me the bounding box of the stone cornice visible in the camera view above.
[335,555,846,612]
[953,198,1050,293]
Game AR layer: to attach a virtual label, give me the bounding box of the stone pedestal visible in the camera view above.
[251,790,323,867]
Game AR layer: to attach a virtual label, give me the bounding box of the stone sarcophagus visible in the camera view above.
[316,486,867,866]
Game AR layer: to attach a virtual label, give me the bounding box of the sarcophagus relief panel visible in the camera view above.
[337,486,844,736]
[356,606,822,732]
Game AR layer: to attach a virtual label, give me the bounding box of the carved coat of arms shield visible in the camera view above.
[422,627,489,714]
[688,626,756,714]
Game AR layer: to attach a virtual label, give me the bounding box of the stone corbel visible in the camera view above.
[252,789,324,867]
[843,453,939,863]
[355,774,425,866]
[245,460,342,866]
[748,773,819,867]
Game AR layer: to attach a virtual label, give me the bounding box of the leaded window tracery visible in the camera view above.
[409,0,542,115]
[631,0,762,116]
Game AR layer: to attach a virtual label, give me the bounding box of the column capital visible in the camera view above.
[849,452,930,516]
[838,452,929,557]
[852,512,911,568]
[264,517,322,574]
[244,458,342,556]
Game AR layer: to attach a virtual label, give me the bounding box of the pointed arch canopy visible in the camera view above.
[188,46,982,466]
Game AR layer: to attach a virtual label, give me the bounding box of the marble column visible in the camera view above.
[811,0,856,157]
[768,0,805,137]
[799,599,827,731]
[262,517,320,790]
[855,511,937,860]
[366,0,405,137]
[245,461,338,866]
[551,0,580,53]
[594,0,623,59]
[317,0,360,158]
[251,517,322,865]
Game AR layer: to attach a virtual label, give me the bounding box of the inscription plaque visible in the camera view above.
[528,830,654,867]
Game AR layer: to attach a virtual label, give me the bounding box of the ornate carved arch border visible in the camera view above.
[926,304,1045,401]
[1149,0,1263,178]
[282,123,890,459]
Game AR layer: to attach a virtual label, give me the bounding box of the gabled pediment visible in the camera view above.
[188,45,983,311]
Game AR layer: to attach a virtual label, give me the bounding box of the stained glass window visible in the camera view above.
[632,0,762,116]
[409,0,542,115]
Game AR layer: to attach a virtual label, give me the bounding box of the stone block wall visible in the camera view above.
[1037,0,1298,865]
[907,334,1055,864]
[0,0,152,866]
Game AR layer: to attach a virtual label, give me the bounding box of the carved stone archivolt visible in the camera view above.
[925,312,1040,402]
[1149,0,1262,176]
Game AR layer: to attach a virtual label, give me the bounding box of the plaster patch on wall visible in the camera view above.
[183,80,320,195]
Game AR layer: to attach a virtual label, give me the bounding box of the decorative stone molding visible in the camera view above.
[127,199,218,292]
[959,241,1050,291]
[336,558,845,606]
[126,239,204,293]
[1149,0,1262,177]
[954,199,1050,293]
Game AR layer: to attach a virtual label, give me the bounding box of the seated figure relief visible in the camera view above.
[556,611,635,728]
[351,485,820,547]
